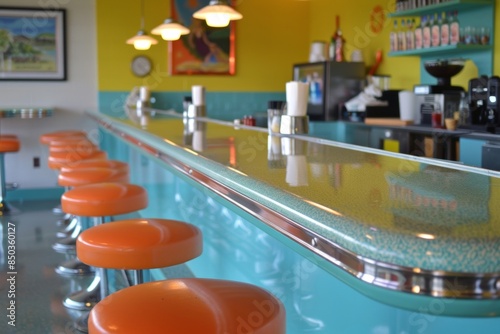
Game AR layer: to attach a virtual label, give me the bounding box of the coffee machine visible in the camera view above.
[467,75,500,133]
[414,59,465,126]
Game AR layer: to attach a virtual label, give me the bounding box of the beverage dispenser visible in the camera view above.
[292,61,365,121]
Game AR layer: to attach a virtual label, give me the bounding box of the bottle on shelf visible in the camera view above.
[396,0,403,12]
[399,19,407,51]
[406,19,415,50]
[328,29,336,60]
[449,11,460,45]
[390,20,399,52]
[423,15,431,48]
[332,15,345,61]
[431,12,440,47]
[440,12,450,46]
[414,17,423,49]
[396,0,411,12]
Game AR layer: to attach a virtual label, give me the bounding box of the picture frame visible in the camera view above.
[169,0,235,75]
[0,7,66,81]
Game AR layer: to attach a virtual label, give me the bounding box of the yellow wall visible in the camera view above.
[97,0,310,92]
[97,0,499,92]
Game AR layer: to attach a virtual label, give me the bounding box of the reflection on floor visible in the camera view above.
[1,199,82,333]
[0,199,192,334]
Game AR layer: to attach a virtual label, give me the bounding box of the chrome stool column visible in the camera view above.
[60,183,148,311]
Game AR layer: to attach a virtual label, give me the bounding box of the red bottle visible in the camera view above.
[329,16,345,62]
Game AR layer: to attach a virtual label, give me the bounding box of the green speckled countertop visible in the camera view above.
[90,111,500,275]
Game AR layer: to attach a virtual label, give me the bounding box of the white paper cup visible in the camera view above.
[309,42,326,62]
[286,81,309,117]
[398,90,416,121]
[192,85,205,106]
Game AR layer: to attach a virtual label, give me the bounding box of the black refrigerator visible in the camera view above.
[293,61,366,121]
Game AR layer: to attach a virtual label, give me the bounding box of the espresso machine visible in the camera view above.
[467,75,500,133]
[414,59,465,126]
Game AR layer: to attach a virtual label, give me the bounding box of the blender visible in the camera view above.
[414,59,465,126]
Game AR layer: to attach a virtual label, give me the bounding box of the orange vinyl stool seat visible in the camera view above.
[0,137,20,153]
[40,130,87,145]
[0,134,18,140]
[49,136,94,146]
[61,182,148,218]
[0,137,20,214]
[88,278,286,334]
[53,168,131,254]
[58,168,129,188]
[48,150,108,170]
[73,218,203,333]
[60,183,148,311]
[41,131,92,215]
[49,140,98,154]
[77,218,203,270]
[60,160,129,173]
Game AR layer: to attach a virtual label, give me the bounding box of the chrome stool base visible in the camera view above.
[52,204,64,215]
[56,216,78,238]
[52,236,77,253]
[52,221,82,253]
[63,275,101,310]
[55,258,94,277]
[56,213,74,227]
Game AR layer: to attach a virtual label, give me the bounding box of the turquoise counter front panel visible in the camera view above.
[460,137,486,167]
[99,128,500,334]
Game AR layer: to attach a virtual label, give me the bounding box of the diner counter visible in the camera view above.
[0,107,53,118]
[87,109,500,317]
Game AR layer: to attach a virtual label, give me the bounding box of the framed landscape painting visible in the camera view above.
[0,7,66,81]
[169,0,235,75]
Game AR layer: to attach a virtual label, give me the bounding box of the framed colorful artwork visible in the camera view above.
[169,0,235,75]
[0,7,66,81]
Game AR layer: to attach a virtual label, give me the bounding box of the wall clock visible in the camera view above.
[131,55,152,77]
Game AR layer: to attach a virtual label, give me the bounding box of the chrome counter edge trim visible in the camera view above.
[92,114,500,300]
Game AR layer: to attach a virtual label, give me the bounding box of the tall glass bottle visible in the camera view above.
[390,20,399,52]
[406,19,415,50]
[423,15,431,48]
[328,28,336,60]
[333,15,345,61]
[440,12,450,46]
[431,13,440,47]
[450,11,460,45]
[414,17,423,49]
[399,19,407,51]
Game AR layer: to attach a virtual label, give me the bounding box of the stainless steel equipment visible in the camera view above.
[414,59,465,126]
[466,75,500,133]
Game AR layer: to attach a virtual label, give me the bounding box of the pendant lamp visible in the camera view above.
[126,0,158,50]
[152,18,190,41]
[192,0,242,28]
